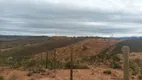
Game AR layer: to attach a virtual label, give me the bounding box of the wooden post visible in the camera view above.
[40,53,43,66]
[45,52,49,68]
[70,47,73,80]
[122,46,130,80]
[53,49,56,77]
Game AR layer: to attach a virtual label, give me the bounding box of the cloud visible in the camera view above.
[0,0,142,37]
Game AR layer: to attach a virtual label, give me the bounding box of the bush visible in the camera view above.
[112,55,120,62]
[0,76,4,80]
[27,72,33,76]
[138,75,142,80]
[111,62,121,69]
[8,75,17,80]
[72,64,89,69]
[129,60,139,75]
[65,62,88,69]
[23,59,37,68]
[65,62,71,69]
[103,70,112,74]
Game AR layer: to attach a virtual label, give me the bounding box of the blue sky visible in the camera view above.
[0,0,142,37]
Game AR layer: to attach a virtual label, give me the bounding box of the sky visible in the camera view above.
[0,0,142,37]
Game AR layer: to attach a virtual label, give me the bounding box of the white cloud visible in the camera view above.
[44,0,142,14]
[0,0,142,37]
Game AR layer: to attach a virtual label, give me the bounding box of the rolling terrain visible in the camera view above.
[0,36,142,80]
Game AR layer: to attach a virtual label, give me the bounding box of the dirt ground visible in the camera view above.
[0,67,125,80]
[130,52,142,60]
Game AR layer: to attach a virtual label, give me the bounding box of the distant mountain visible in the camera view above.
[115,36,142,40]
[1,35,142,40]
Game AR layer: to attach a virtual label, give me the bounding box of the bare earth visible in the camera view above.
[0,67,124,80]
[1,51,140,80]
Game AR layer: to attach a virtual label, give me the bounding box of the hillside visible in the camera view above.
[55,38,120,61]
[112,40,142,53]
[1,37,142,80]
[0,37,84,57]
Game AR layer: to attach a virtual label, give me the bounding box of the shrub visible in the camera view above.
[72,64,89,69]
[65,61,71,69]
[138,75,142,80]
[111,62,121,69]
[129,60,139,75]
[112,55,120,62]
[27,72,33,76]
[0,76,4,80]
[65,62,88,69]
[8,75,17,80]
[103,70,112,74]
[23,59,37,68]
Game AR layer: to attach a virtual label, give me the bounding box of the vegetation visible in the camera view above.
[0,37,85,70]
[1,36,142,79]
[0,36,48,49]
[0,39,83,57]
[0,76,4,80]
[8,75,17,80]
[103,70,112,74]
[65,61,89,69]
[111,61,121,69]
[112,40,142,53]
[82,47,121,69]
[128,58,142,79]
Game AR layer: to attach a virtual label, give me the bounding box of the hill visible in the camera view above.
[112,40,142,53]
